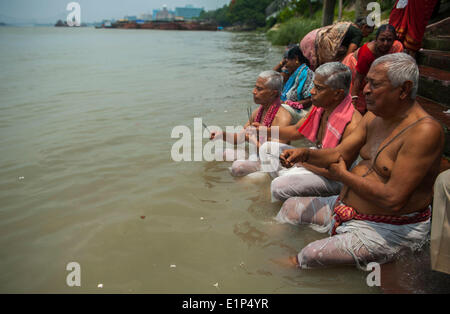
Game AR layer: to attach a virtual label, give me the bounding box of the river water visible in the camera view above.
[0,26,378,293]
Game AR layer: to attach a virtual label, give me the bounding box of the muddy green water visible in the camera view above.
[0,26,378,293]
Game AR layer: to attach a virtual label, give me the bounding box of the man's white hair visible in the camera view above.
[315,62,351,95]
[371,52,419,99]
[258,70,283,93]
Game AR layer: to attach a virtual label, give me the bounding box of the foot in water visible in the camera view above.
[270,256,299,268]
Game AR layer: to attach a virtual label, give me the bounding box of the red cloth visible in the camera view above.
[285,100,304,110]
[345,40,403,114]
[389,0,438,52]
[355,43,375,76]
[331,197,432,236]
[297,94,354,148]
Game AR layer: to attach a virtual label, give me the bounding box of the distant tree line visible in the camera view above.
[199,0,273,28]
[200,0,398,30]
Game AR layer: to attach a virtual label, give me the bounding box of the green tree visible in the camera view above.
[277,0,321,22]
[228,0,272,28]
[199,4,232,26]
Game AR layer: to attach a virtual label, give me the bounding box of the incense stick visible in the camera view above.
[266,152,280,159]
[247,107,252,123]
[202,122,211,134]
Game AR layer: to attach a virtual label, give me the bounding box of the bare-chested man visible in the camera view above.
[210,70,292,176]
[276,53,444,268]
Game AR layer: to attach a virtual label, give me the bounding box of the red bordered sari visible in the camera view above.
[342,40,404,114]
[389,0,438,52]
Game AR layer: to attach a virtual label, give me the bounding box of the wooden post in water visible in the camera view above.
[338,0,343,21]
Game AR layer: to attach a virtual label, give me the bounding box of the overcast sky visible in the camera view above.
[0,0,230,23]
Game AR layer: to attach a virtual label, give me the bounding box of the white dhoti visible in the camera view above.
[257,141,343,201]
[276,195,431,269]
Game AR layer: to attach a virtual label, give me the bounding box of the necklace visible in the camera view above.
[255,101,281,127]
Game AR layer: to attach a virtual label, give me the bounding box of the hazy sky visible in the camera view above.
[0,0,230,23]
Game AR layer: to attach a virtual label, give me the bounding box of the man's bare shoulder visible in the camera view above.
[360,111,379,130]
[274,106,293,126]
[351,110,362,124]
[342,110,363,139]
[347,110,363,130]
[404,117,444,146]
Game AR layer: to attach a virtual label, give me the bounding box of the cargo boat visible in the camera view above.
[100,20,218,31]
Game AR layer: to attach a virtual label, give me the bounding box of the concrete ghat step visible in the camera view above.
[425,16,450,38]
[417,49,450,72]
[417,96,450,126]
[417,96,450,171]
[422,36,450,52]
[380,247,450,294]
[418,65,450,106]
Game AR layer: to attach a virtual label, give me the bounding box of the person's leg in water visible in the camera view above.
[230,159,261,176]
[271,170,342,201]
[228,143,260,177]
[230,141,292,177]
[276,196,371,268]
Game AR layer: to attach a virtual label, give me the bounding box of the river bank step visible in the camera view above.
[417,49,450,72]
[418,65,450,106]
[422,36,450,52]
[417,96,450,171]
[380,245,450,293]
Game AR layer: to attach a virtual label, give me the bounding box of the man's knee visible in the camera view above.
[277,197,304,223]
[272,175,308,200]
[230,161,246,177]
[271,177,291,201]
[297,243,321,268]
[230,160,259,177]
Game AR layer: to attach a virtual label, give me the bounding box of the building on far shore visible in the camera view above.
[151,4,203,21]
[139,13,153,21]
[153,5,176,21]
[175,5,203,20]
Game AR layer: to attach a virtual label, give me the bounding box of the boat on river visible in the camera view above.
[97,20,218,31]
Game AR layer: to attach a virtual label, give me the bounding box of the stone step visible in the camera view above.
[417,96,450,127]
[417,96,450,168]
[423,36,450,52]
[418,65,450,106]
[417,49,450,72]
[426,16,450,37]
[380,247,450,294]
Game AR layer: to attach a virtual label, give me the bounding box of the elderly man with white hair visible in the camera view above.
[276,53,444,269]
[249,62,361,198]
[210,70,291,173]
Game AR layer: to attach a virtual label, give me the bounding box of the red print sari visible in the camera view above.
[389,0,438,52]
